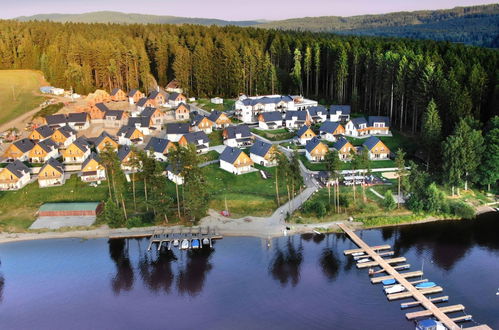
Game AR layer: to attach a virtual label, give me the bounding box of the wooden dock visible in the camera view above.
[338,223,490,330]
[147,226,222,251]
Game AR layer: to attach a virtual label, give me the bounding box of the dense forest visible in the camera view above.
[0,20,497,135]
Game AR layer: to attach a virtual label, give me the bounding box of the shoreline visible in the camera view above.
[0,205,495,245]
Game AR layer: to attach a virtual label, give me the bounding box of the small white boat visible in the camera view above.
[173,239,179,247]
[385,284,405,294]
[351,252,365,257]
[357,258,371,263]
[202,238,210,245]
[416,318,446,330]
[180,239,189,250]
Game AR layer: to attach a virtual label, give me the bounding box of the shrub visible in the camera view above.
[448,201,475,219]
[103,199,125,228]
[339,194,350,207]
[383,190,397,211]
[126,216,143,228]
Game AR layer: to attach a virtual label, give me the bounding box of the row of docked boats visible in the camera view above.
[170,237,211,250]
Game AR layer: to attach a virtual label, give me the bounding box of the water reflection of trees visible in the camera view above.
[139,250,177,293]
[177,248,214,296]
[269,237,303,287]
[108,239,135,294]
[0,272,4,303]
[319,234,341,281]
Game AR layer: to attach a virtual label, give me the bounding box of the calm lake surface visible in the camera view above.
[0,212,498,330]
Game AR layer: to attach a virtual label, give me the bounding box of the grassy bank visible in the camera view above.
[251,128,295,141]
[299,154,395,171]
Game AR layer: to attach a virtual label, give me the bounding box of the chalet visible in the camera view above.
[165,123,190,142]
[329,105,351,122]
[166,79,183,93]
[191,114,214,134]
[52,125,77,148]
[117,145,138,172]
[258,111,283,130]
[128,89,145,105]
[38,158,64,187]
[285,111,310,129]
[103,110,128,128]
[29,138,59,163]
[166,163,184,185]
[86,90,110,106]
[249,140,277,167]
[80,153,106,183]
[208,110,232,129]
[95,131,119,152]
[2,138,35,161]
[62,137,91,164]
[117,126,145,145]
[367,116,391,135]
[67,112,90,130]
[127,116,152,135]
[86,103,109,120]
[333,137,355,160]
[219,147,254,175]
[168,92,187,107]
[145,137,175,162]
[175,103,191,121]
[307,105,329,123]
[148,90,166,107]
[45,114,69,129]
[110,88,127,102]
[29,125,54,141]
[296,125,316,145]
[345,117,368,137]
[305,137,329,162]
[362,136,390,160]
[319,121,345,142]
[223,125,254,148]
[141,107,165,128]
[0,160,31,191]
[136,97,156,112]
[178,131,210,154]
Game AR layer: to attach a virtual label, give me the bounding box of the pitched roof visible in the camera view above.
[13,138,36,153]
[296,125,312,138]
[260,111,283,122]
[95,103,110,113]
[168,92,183,101]
[56,125,76,138]
[136,98,148,107]
[208,110,224,122]
[127,89,140,97]
[104,110,125,120]
[117,126,140,139]
[319,121,341,134]
[34,125,54,138]
[333,137,351,150]
[166,79,181,89]
[191,114,212,126]
[368,116,390,127]
[285,110,308,121]
[110,88,122,96]
[362,136,382,151]
[148,90,160,99]
[145,137,170,153]
[182,131,209,145]
[82,152,100,169]
[166,123,190,134]
[219,146,244,164]
[307,105,328,116]
[141,107,158,118]
[305,137,324,153]
[128,116,150,128]
[330,105,351,115]
[350,117,368,128]
[40,157,63,174]
[95,131,116,147]
[67,112,88,123]
[72,136,90,152]
[37,138,58,153]
[117,145,133,162]
[249,139,272,157]
[241,95,293,106]
[5,160,29,178]
[166,162,183,175]
[45,114,67,126]
[225,125,251,139]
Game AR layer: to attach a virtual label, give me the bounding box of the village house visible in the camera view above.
[67,112,90,130]
[345,117,369,137]
[38,157,65,188]
[168,92,187,107]
[51,125,77,148]
[166,79,183,93]
[29,125,54,141]
[141,107,165,129]
[110,88,127,102]
[148,90,166,107]
[178,131,210,154]
[333,137,355,160]
[367,116,391,135]
[45,114,68,129]
[329,105,351,122]
[117,145,139,172]
[305,137,329,162]
[223,125,254,148]
[80,153,106,183]
[249,140,277,167]
[117,126,145,145]
[145,137,175,162]
[296,125,317,145]
[175,103,191,121]
[319,121,345,142]
[86,89,111,106]
[62,137,91,164]
[219,146,254,175]
[126,116,152,135]
[29,138,59,163]
[307,105,329,123]
[165,123,190,142]
[258,111,283,130]
[363,136,391,160]
[103,110,128,128]
[136,97,156,113]
[95,131,119,152]
[128,89,145,105]
[86,103,109,120]
[211,97,223,104]
[0,160,31,191]
[208,110,232,129]
[191,114,214,134]
[285,110,311,129]
[166,163,184,185]
[2,138,35,161]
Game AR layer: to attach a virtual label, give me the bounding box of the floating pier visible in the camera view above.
[338,223,491,330]
[146,226,222,251]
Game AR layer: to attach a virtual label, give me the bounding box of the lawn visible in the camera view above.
[199,150,220,163]
[299,154,396,171]
[32,102,64,120]
[346,131,417,156]
[251,128,296,141]
[208,130,223,146]
[196,98,235,112]
[0,175,108,232]
[0,70,47,125]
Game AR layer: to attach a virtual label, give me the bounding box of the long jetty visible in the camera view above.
[338,223,491,330]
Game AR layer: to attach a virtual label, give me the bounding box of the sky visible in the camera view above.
[1,0,496,21]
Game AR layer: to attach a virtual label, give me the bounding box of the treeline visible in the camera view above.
[0,20,497,134]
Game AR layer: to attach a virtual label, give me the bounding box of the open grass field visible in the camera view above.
[299,154,396,171]
[0,70,47,125]
[196,98,235,112]
[251,128,296,141]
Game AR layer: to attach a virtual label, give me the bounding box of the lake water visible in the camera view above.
[0,212,497,330]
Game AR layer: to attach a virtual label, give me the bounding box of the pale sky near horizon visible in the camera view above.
[1,0,496,20]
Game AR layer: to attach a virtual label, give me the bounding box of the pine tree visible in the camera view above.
[421,99,442,170]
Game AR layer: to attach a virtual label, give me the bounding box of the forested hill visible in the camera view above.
[14,11,263,26]
[258,4,499,47]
